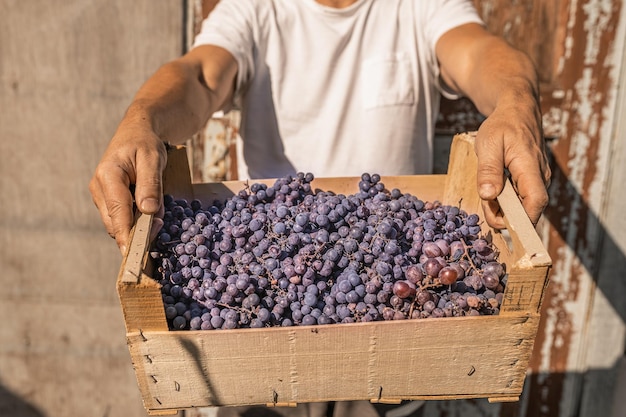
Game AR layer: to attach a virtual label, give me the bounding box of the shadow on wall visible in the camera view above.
[0,383,47,417]
[541,140,626,323]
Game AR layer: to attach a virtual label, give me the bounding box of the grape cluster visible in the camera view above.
[150,172,507,330]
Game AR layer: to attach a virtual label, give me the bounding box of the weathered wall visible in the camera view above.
[0,1,184,416]
[431,1,626,417]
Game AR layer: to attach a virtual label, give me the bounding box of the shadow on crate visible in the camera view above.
[181,338,222,405]
[0,382,47,417]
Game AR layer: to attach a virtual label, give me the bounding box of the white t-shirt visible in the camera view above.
[193,0,483,180]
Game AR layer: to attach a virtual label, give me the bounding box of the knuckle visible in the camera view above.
[536,191,549,209]
[477,164,502,179]
[140,175,163,188]
[544,166,553,186]
[106,198,132,220]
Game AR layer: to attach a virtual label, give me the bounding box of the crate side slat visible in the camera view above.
[443,132,482,214]
[117,273,168,332]
[163,146,195,201]
[144,392,522,416]
[121,212,153,284]
[127,315,538,412]
[117,211,168,332]
[499,266,551,315]
[496,182,552,268]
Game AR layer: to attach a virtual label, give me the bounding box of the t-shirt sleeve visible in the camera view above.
[192,0,257,105]
[417,0,485,99]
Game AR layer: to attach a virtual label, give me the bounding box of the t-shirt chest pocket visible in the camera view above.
[360,53,415,110]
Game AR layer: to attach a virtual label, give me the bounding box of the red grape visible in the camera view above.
[438,266,458,286]
[393,280,416,299]
[422,258,443,277]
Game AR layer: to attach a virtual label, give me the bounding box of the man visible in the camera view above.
[89,0,550,415]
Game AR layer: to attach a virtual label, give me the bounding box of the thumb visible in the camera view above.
[134,147,166,214]
[475,134,505,201]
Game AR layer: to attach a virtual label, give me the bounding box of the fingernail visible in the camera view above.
[141,198,160,213]
[479,184,496,198]
[120,244,128,255]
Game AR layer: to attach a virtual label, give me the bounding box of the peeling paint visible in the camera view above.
[186,1,626,417]
[528,0,624,416]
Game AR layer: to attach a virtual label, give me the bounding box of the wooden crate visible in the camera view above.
[117,132,551,416]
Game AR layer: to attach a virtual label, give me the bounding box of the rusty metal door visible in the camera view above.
[438,1,626,417]
[185,1,626,416]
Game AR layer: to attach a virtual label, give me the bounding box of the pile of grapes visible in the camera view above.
[150,173,507,331]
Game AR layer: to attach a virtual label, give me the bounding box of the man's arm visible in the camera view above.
[89,45,238,253]
[435,23,551,228]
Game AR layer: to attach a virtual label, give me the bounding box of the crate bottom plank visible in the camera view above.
[129,315,539,414]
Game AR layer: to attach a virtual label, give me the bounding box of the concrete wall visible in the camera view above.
[0,1,183,416]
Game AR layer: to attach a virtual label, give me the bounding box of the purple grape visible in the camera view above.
[152,172,507,330]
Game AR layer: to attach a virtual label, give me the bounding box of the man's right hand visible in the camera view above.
[89,46,238,254]
[89,126,167,254]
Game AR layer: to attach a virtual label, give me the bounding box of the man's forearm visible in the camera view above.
[463,37,540,119]
[437,23,540,119]
[118,59,214,146]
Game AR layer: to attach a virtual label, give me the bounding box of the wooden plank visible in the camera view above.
[121,212,153,284]
[443,132,481,214]
[164,145,195,200]
[117,212,169,332]
[129,315,539,413]
[189,175,447,204]
[117,273,168,333]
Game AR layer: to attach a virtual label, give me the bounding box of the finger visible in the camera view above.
[149,204,165,243]
[134,146,166,215]
[99,166,135,253]
[89,177,116,238]
[505,135,550,225]
[508,165,549,226]
[481,199,506,230]
[474,132,506,201]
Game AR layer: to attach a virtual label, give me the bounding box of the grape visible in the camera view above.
[422,258,443,277]
[438,266,458,286]
[392,281,416,299]
[482,261,505,277]
[466,213,480,226]
[481,271,501,290]
[165,306,178,320]
[150,171,507,330]
[172,316,187,330]
[466,295,481,309]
